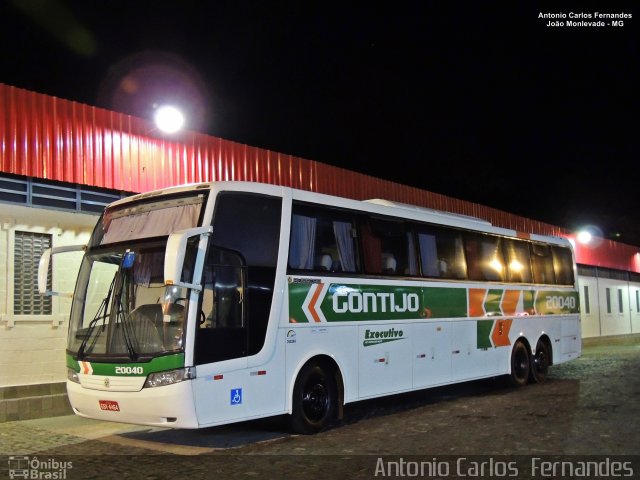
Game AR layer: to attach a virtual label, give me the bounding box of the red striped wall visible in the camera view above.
[1,83,638,273]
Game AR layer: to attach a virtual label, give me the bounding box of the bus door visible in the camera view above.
[191,191,283,426]
[192,250,251,425]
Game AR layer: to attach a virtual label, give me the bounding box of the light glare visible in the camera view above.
[509,260,523,272]
[154,105,185,133]
[489,259,503,272]
[577,231,592,244]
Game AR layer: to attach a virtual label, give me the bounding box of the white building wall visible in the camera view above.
[630,284,640,333]
[578,276,600,338]
[0,205,97,387]
[599,279,631,336]
[578,273,640,339]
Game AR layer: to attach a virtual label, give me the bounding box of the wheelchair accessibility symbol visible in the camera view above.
[230,388,242,405]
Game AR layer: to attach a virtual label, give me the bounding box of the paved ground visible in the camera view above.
[1,339,639,479]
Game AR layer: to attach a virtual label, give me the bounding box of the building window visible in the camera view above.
[618,288,624,314]
[636,290,639,313]
[14,231,52,315]
[605,288,611,314]
[583,285,590,314]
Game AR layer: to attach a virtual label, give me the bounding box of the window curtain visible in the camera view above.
[360,221,382,273]
[289,214,316,269]
[133,251,165,286]
[418,233,439,277]
[102,203,201,244]
[333,221,356,272]
[406,232,418,275]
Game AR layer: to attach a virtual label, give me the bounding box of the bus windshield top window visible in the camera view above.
[93,195,205,246]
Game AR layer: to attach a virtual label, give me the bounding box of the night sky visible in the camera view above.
[1,1,638,246]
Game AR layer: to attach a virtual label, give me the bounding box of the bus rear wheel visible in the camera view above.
[509,340,530,387]
[529,339,550,384]
[290,362,337,434]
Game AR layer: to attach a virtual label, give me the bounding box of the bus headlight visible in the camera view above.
[143,367,196,388]
[67,368,80,384]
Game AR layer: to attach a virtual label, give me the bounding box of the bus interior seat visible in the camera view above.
[382,254,397,274]
[129,303,184,351]
[109,304,164,352]
[315,254,333,271]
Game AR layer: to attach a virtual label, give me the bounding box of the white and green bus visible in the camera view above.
[40,181,580,433]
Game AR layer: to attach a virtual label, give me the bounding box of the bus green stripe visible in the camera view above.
[67,353,185,376]
[288,281,579,323]
[477,320,494,349]
[484,289,504,316]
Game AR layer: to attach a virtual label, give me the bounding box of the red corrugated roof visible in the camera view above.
[1,83,638,272]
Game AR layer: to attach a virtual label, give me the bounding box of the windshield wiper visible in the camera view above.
[77,314,106,360]
[116,298,138,361]
[77,277,115,359]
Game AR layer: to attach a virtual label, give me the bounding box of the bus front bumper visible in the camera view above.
[66,379,199,429]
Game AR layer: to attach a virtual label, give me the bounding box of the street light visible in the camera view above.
[153,105,185,134]
[577,230,592,245]
[574,225,603,248]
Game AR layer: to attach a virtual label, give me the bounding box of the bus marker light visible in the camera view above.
[214,374,223,380]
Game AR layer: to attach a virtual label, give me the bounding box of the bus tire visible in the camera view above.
[290,361,337,434]
[509,340,530,387]
[529,338,550,384]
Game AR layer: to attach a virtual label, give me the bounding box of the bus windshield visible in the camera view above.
[68,244,193,360]
[68,192,206,360]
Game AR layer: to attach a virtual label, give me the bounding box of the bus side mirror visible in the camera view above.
[38,245,86,297]
[164,226,213,291]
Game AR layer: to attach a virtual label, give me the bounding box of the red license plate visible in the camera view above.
[99,400,120,411]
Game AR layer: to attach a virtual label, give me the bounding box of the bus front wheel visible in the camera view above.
[290,362,337,434]
[509,340,530,387]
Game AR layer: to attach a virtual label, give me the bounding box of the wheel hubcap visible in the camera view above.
[535,350,548,371]
[303,382,328,421]
[515,350,528,379]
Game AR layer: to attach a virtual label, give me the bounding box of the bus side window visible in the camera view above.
[289,206,359,273]
[200,263,244,329]
[552,246,575,285]
[417,226,467,280]
[195,249,246,364]
[465,233,505,282]
[504,239,533,283]
[531,243,556,284]
[364,217,409,276]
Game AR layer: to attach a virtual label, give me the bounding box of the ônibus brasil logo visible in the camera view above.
[363,327,405,347]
